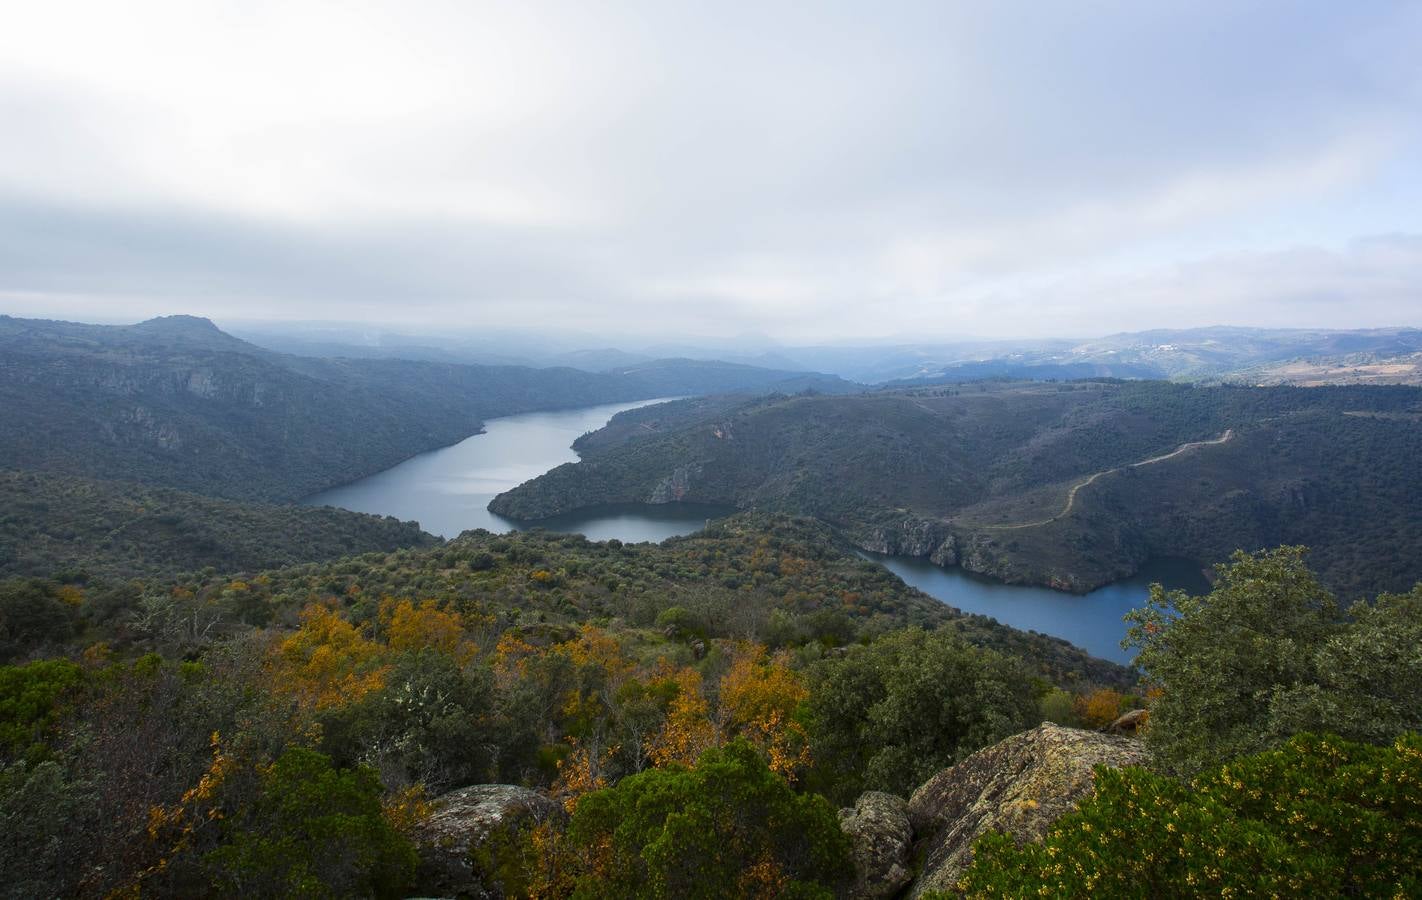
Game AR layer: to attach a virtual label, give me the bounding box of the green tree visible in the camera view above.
[558,738,851,899]
[804,628,1038,803]
[198,747,416,898]
[1126,546,1422,776]
[0,579,80,662]
[955,732,1422,898]
[0,659,83,763]
[318,650,496,792]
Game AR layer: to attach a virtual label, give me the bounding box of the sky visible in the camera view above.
[1,0,1420,343]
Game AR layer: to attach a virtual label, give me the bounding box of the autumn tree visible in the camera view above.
[273,604,388,710]
[716,643,811,779]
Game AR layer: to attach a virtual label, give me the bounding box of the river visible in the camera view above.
[869,554,1209,664]
[303,399,731,542]
[305,398,1209,663]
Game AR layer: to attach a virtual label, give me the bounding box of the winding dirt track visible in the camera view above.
[983,428,1235,530]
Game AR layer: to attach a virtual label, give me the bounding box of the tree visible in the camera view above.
[554,738,851,899]
[1125,547,1422,776]
[716,643,810,779]
[803,628,1038,803]
[0,579,80,663]
[955,732,1422,898]
[0,659,83,763]
[318,650,497,792]
[274,604,388,710]
[177,746,417,898]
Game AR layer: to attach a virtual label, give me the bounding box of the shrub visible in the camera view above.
[553,738,851,899]
[955,732,1422,898]
[197,747,417,898]
[1126,547,1422,776]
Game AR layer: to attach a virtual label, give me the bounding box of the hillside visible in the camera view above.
[490,381,1422,598]
[0,469,439,581]
[0,315,852,502]
[44,511,1129,688]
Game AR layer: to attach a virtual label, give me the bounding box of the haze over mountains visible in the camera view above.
[229,319,1422,386]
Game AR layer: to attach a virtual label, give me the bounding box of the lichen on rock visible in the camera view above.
[410,784,564,899]
[839,791,913,899]
[903,723,1149,896]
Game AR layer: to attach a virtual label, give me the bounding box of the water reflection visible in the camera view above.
[871,554,1211,664]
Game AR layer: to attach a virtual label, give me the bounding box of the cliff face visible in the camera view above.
[839,723,1150,898]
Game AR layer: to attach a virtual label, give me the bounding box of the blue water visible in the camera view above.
[304,398,725,541]
[871,554,1211,664]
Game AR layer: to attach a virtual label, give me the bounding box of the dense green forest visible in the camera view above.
[0,512,1130,688]
[0,315,851,502]
[0,469,437,581]
[3,536,1417,897]
[492,381,1422,597]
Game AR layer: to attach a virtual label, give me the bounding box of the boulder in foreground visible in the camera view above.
[904,723,1149,896]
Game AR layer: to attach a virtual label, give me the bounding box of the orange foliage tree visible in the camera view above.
[716,643,811,779]
[272,604,387,709]
[378,597,478,665]
[1074,688,1127,729]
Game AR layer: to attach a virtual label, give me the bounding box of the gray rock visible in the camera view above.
[838,791,913,899]
[904,723,1149,897]
[928,534,958,566]
[411,784,564,899]
[1107,708,1149,735]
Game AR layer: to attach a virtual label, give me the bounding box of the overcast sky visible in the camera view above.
[2,1,1420,342]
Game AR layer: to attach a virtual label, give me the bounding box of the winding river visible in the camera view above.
[305,399,1208,663]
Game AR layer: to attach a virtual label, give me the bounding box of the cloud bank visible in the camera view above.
[2,1,1420,340]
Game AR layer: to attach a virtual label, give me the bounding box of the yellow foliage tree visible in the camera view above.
[647,666,716,768]
[379,597,477,665]
[274,604,388,709]
[717,643,811,779]
[1074,688,1127,729]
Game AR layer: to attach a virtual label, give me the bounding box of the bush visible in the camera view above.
[804,628,1038,803]
[318,650,496,792]
[0,580,79,662]
[955,732,1422,898]
[555,738,851,899]
[1126,547,1422,776]
[0,659,83,762]
[198,747,416,898]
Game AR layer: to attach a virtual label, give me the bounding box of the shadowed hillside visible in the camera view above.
[491,381,1422,597]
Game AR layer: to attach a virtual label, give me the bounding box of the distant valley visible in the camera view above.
[491,380,1422,599]
[0,314,852,503]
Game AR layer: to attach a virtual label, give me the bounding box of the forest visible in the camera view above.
[0,315,851,502]
[3,532,1418,897]
[491,380,1422,598]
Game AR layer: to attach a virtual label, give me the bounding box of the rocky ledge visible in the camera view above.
[410,784,564,899]
[901,723,1150,896]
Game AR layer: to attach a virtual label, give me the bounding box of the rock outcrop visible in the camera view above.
[838,791,913,899]
[410,784,564,898]
[902,723,1149,896]
[850,517,955,563]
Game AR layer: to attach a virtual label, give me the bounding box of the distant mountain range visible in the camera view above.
[0,314,853,503]
[230,321,1422,386]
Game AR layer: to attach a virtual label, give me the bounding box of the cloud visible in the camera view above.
[1,1,1420,340]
